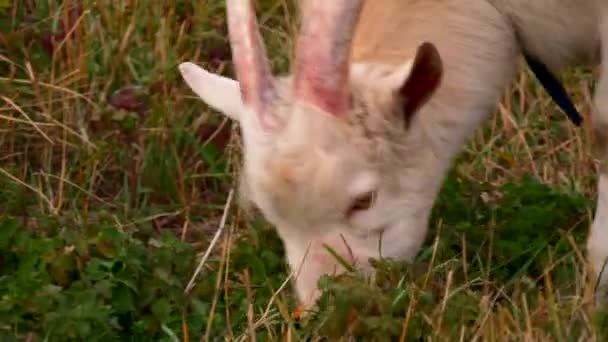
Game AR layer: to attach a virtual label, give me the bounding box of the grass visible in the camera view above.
[1,0,607,340]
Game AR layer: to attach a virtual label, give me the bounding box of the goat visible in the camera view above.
[178,0,608,308]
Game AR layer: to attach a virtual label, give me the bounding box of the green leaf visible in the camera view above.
[151,298,172,322]
[112,284,135,313]
[0,216,18,250]
[48,253,77,287]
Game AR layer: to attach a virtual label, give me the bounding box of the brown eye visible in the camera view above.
[346,191,377,217]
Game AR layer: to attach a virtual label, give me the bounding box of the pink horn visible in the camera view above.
[293,0,365,117]
[226,0,276,125]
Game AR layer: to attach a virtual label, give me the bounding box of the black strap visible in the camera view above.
[523,53,583,126]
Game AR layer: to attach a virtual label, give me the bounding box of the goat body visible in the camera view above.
[179,0,608,308]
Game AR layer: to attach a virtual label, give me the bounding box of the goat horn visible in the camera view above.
[293,0,365,117]
[226,0,277,125]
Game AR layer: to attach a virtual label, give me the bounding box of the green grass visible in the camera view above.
[1,1,607,340]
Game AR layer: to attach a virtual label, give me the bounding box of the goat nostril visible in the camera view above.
[353,225,388,239]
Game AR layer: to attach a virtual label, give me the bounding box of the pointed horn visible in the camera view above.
[226,0,276,124]
[293,0,364,117]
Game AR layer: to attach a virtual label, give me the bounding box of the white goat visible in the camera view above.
[178,0,608,308]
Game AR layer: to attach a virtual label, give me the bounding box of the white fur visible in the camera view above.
[589,176,608,304]
[350,61,414,90]
[589,8,608,305]
[178,62,243,121]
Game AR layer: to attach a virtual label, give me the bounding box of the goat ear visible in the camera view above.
[179,62,244,121]
[398,42,443,126]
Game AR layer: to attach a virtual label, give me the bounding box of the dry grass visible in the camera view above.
[1,0,607,340]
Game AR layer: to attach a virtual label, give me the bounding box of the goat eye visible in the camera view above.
[346,191,377,217]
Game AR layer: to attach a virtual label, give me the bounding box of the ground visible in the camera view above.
[1,1,607,341]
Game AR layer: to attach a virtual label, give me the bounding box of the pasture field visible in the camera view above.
[1,1,607,340]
